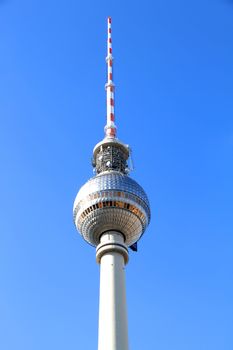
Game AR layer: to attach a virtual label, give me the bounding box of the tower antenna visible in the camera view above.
[105,17,117,138]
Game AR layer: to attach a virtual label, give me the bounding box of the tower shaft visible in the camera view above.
[96,232,129,350]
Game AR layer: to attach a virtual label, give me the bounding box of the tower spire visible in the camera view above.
[105,17,117,138]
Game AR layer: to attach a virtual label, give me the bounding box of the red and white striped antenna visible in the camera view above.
[104,17,117,138]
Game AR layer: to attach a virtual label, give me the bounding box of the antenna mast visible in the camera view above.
[105,17,117,138]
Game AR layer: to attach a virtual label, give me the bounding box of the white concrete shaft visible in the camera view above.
[97,232,129,350]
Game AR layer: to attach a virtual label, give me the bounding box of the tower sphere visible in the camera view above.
[73,168,150,247]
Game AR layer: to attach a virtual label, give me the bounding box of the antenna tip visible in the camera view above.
[108,17,112,23]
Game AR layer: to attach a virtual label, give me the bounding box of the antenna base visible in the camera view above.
[92,137,130,175]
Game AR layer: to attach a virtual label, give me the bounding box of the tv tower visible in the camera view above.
[73,17,151,350]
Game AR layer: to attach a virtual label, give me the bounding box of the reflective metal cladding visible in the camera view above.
[73,171,151,247]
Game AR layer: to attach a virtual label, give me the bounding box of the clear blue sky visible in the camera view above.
[0,0,233,349]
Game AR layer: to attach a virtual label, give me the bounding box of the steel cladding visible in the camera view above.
[73,171,150,246]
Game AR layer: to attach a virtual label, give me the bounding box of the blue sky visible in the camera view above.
[0,0,233,349]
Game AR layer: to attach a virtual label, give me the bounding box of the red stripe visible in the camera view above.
[108,17,112,23]
[109,60,112,66]
[110,113,114,121]
[108,129,115,137]
[109,28,111,33]
[109,38,112,43]
[106,127,116,137]
[109,73,112,80]
[110,98,114,106]
[109,48,112,54]
[110,86,114,92]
